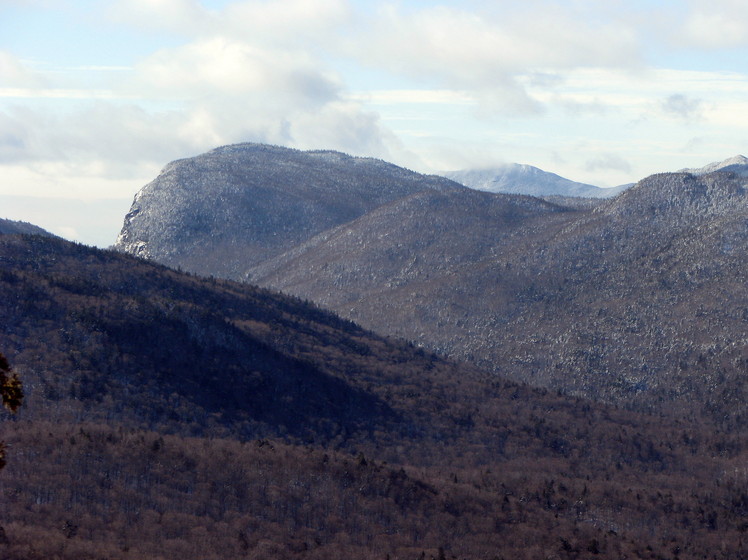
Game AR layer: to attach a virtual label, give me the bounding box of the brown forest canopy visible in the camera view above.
[1,232,748,558]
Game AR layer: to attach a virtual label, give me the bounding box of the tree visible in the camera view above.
[0,352,23,470]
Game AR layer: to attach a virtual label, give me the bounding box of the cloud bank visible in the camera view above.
[1,0,748,244]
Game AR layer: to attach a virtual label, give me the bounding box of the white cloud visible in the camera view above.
[0,103,194,168]
[222,0,351,44]
[0,161,153,200]
[107,0,208,35]
[0,87,134,99]
[351,89,474,106]
[586,153,632,174]
[133,37,341,108]
[129,38,400,161]
[4,0,748,247]
[108,0,352,46]
[0,50,46,88]
[660,93,704,121]
[0,18,403,190]
[678,0,748,48]
[288,100,402,160]
[347,3,642,115]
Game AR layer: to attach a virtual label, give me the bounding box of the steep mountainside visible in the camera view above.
[0,235,396,441]
[251,170,748,425]
[5,232,748,558]
[7,232,660,452]
[444,163,628,198]
[114,143,462,278]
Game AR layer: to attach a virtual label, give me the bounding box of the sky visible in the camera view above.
[1,0,748,247]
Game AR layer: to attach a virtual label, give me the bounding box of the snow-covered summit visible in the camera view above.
[680,155,748,176]
[444,163,627,199]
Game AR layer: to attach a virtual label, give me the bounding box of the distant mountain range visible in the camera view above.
[444,163,629,198]
[443,154,748,198]
[680,154,748,175]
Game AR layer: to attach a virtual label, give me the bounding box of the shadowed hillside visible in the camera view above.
[3,232,748,557]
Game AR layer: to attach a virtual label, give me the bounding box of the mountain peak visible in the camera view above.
[721,154,748,166]
[114,143,462,278]
[680,154,748,175]
[444,164,627,198]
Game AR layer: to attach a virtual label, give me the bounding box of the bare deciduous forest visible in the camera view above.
[1,233,748,558]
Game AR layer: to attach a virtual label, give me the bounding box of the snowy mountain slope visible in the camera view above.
[246,169,748,424]
[444,164,629,198]
[113,145,748,423]
[114,143,462,278]
[680,154,748,176]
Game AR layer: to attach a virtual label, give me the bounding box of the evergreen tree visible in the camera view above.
[0,352,22,470]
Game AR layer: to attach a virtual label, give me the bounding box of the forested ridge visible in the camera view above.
[247,171,748,426]
[2,232,748,558]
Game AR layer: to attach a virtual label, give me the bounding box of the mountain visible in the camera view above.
[247,188,572,310]
[4,231,748,559]
[0,234,396,441]
[680,154,748,176]
[113,145,748,423]
[444,163,629,198]
[249,169,748,425]
[1,197,132,247]
[114,143,462,278]
[0,217,55,237]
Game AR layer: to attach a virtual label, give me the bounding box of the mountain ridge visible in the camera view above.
[6,217,748,557]
[113,145,748,424]
[114,142,463,279]
[679,154,748,175]
[444,163,629,198]
[0,217,55,237]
